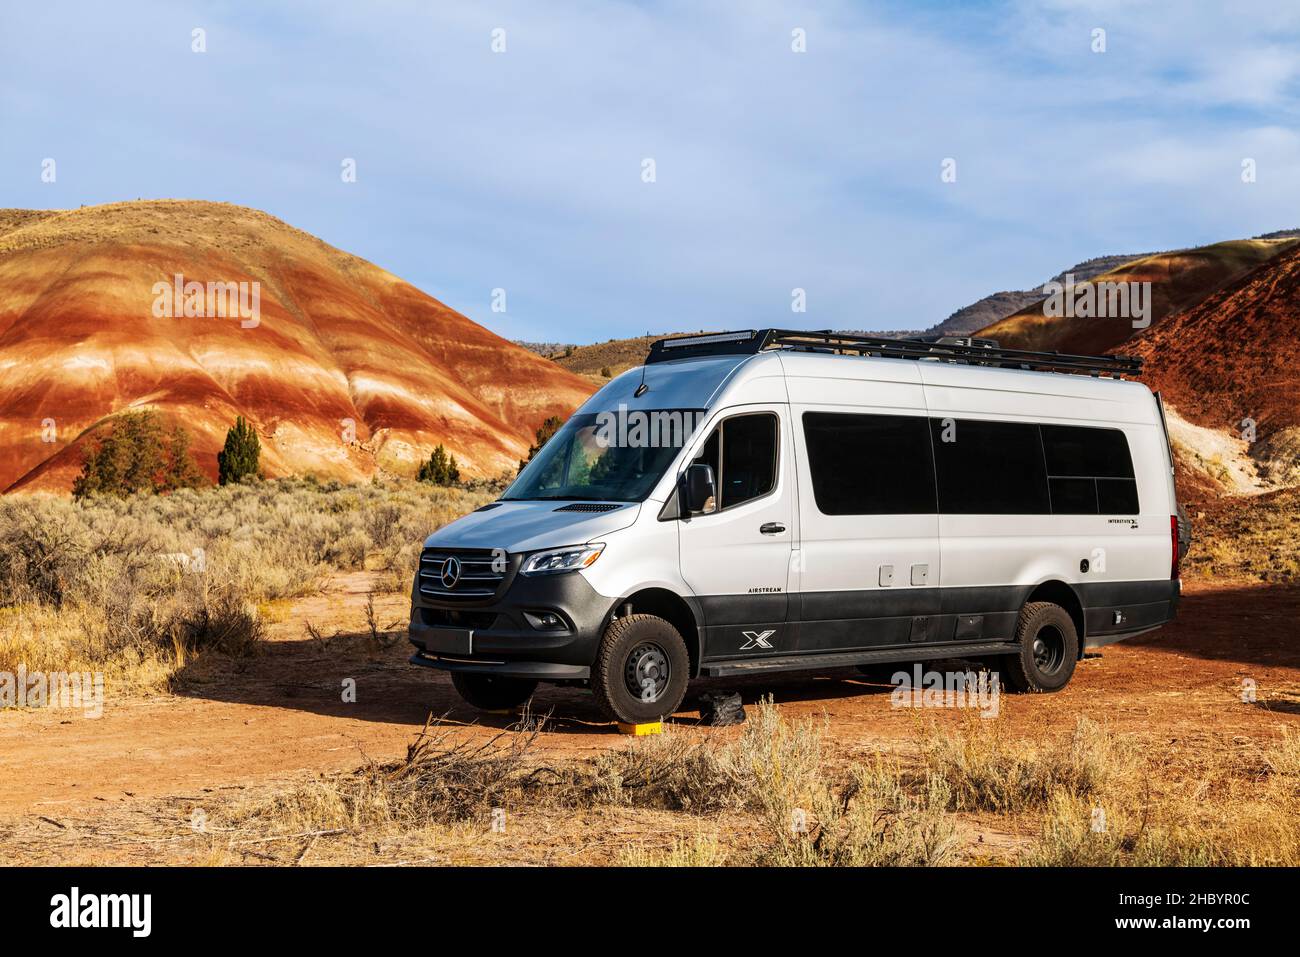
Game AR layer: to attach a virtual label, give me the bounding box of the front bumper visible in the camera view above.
[407,562,614,681]
[408,654,591,679]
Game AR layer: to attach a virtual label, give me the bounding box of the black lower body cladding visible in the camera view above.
[410,574,1179,685]
[696,579,1179,660]
[408,567,615,679]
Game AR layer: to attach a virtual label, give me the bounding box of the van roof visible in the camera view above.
[646,329,1142,380]
[578,330,1153,420]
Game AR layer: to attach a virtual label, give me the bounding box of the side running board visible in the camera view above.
[699,641,1019,677]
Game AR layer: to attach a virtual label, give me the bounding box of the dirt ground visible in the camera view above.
[2,573,1298,864]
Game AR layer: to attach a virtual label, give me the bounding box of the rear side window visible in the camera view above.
[1041,425,1139,514]
[1041,424,1134,477]
[796,413,1136,516]
[930,418,1050,514]
[803,412,937,514]
[691,413,778,510]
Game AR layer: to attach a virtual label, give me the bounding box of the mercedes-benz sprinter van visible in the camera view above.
[409,329,1184,724]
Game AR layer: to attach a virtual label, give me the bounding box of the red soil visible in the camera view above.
[0,573,1295,825]
[1129,242,1300,437]
[0,201,595,492]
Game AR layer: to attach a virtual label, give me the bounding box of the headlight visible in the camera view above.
[520,543,604,576]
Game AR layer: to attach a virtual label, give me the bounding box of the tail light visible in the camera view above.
[1170,514,1180,579]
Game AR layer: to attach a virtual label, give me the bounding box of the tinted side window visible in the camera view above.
[802,412,937,514]
[719,414,777,508]
[931,418,1050,514]
[1096,478,1139,514]
[692,429,719,478]
[691,413,777,512]
[1041,425,1135,478]
[1041,425,1139,515]
[1048,477,1097,514]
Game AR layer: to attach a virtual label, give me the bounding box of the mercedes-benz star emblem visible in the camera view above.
[440,556,461,589]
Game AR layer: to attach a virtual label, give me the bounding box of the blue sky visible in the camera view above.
[3,0,1299,342]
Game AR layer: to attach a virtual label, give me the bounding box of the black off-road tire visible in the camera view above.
[591,614,690,724]
[999,601,1079,693]
[451,672,538,712]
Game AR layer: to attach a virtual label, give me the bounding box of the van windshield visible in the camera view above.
[503,411,697,503]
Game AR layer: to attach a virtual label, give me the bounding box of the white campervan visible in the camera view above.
[409,330,1184,724]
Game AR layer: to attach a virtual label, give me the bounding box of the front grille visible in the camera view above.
[418,548,508,601]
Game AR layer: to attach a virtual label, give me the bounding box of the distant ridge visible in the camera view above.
[924,251,1160,337]
[972,237,1298,355]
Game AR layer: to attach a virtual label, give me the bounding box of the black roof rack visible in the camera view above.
[645,328,1142,378]
[645,330,767,363]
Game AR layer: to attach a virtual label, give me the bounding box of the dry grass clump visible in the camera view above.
[246,699,955,867]
[227,711,558,835]
[185,703,1300,868]
[758,760,959,867]
[916,712,1300,865]
[915,716,1300,866]
[593,697,823,813]
[592,726,751,811]
[363,711,555,823]
[0,603,174,692]
[229,701,825,856]
[1027,790,1300,866]
[0,578,266,687]
[1261,728,1300,791]
[618,834,728,867]
[921,714,1131,813]
[0,478,488,693]
[1179,486,1300,583]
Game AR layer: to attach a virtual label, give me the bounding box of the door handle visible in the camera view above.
[760,522,787,535]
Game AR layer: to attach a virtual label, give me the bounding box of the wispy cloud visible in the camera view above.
[1,0,1296,341]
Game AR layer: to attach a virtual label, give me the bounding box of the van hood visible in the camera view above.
[423,500,642,554]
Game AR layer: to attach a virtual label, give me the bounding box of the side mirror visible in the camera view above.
[683,463,716,514]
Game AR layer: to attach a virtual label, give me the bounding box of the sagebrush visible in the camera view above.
[0,478,490,686]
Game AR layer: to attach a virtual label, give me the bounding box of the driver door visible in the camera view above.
[678,406,796,660]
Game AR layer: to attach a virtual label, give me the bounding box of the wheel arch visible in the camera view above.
[1025,579,1086,655]
[612,587,703,677]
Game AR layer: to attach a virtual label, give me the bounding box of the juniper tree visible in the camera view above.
[518,416,563,474]
[72,410,207,498]
[417,444,460,486]
[217,415,261,485]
